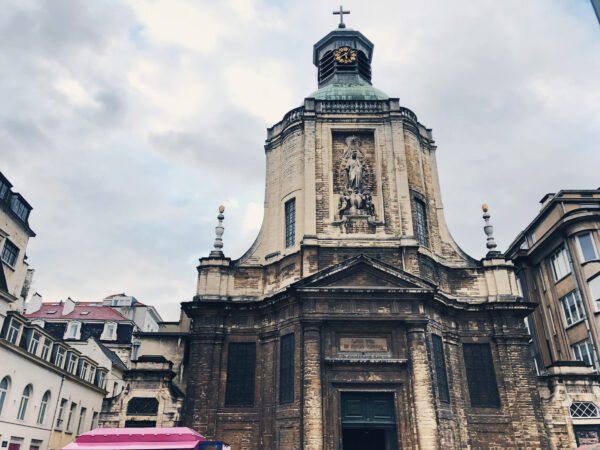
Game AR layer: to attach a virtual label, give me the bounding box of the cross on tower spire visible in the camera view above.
[333,5,350,28]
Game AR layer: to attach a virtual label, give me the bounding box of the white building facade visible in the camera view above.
[0,312,107,450]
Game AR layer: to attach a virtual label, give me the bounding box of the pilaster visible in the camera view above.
[407,324,438,449]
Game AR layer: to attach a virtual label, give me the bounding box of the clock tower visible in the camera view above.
[183,15,554,450]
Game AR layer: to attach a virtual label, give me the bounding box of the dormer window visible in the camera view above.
[6,319,22,345]
[67,354,78,374]
[64,321,81,340]
[88,366,96,384]
[54,346,66,368]
[0,176,10,201]
[10,193,31,223]
[80,360,89,380]
[28,332,41,355]
[101,322,117,340]
[40,339,52,361]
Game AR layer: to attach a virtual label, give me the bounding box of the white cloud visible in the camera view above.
[53,76,98,108]
[224,61,296,124]
[129,0,231,54]
[2,0,599,322]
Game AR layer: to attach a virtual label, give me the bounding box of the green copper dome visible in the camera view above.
[309,83,389,101]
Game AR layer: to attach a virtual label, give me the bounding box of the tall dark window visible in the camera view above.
[432,334,450,403]
[285,198,296,248]
[280,333,295,403]
[225,342,256,407]
[1,239,19,266]
[463,343,501,408]
[415,199,429,247]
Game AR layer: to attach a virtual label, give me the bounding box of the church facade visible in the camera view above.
[183,22,557,450]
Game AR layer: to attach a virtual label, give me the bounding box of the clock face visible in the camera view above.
[335,47,357,64]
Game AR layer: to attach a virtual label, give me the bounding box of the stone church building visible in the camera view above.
[182,19,566,450]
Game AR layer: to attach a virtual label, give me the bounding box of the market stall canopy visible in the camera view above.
[62,427,206,450]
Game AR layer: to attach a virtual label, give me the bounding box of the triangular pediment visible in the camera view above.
[294,255,435,290]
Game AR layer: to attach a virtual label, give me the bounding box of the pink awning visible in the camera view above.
[62,427,206,450]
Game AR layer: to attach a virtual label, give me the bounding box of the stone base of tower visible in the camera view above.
[183,255,552,450]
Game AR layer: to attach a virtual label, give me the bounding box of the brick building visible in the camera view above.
[182,20,563,450]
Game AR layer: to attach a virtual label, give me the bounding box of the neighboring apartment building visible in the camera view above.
[0,171,35,328]
[507,189,600,371]
[100,320,188,428]
[24,296,137,365]
[67,336,127,400]
[507,188,600,446]
[102,293,162,333]
[0,312,107,450]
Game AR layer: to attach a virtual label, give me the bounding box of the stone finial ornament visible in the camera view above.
[210,205,226,257]
[482,204,499,257]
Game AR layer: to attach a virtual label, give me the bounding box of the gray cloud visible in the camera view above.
[2,0,599,320]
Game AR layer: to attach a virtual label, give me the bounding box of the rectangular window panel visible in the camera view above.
[432,334,450,403]
[55,347,66,368]
[550,246,571,281]
[590,276,600,311]
[572,339,594,368]
[547,306,557,335]
[415,199,429,247]
[41,340,51,360]
[280,333,295,404]
[285,199,296,248]
[1,239,19,266]
[561,290,585,326]
[0,179,9,200]
[578,233,598,262]
[6,320,21,345]
[463,343,501,408]
[537,266,547,291]
[28,332,40,355]
[225,342,256,407]
[10,195,29,222]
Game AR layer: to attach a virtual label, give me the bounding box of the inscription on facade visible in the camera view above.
[339,337,388,353]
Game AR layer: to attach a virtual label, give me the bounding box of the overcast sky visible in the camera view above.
[1,0,599,321]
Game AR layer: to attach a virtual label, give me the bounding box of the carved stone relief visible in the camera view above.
[333,135,379,227]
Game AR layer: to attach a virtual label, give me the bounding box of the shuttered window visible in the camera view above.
[432,334,450,403]
[280,333,295,403]
[225,342,256,407]
[463,343,501,408]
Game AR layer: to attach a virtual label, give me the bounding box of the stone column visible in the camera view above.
[302,323,323,450]
[407,323,438,449]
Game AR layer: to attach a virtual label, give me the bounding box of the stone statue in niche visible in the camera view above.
[337,136,376,223]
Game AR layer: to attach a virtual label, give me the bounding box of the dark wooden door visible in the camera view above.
[341,392,395,426]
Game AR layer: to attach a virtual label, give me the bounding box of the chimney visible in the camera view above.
[539,193,555,209]
[25,292,43,314]
[63,297,76,315]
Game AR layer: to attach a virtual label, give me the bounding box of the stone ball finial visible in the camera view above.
[482,203,499,256]
[210,205,226,258]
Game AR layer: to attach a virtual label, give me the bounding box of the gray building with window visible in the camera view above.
[507,188,600,446]
[0,171,35,330]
